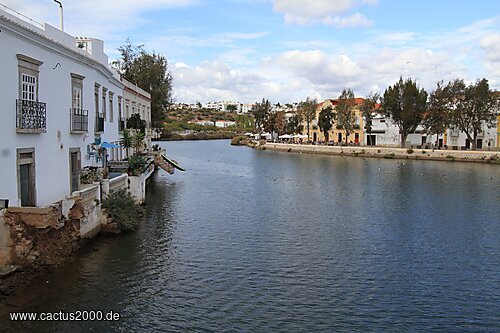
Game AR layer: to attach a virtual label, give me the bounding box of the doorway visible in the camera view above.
[17,148,36,207]
[70,149,81,194]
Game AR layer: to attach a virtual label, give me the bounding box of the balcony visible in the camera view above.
[95,114,105,133]
[70,108,89,132]
[16,99,46,133]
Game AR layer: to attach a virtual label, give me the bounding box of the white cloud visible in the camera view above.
[273,0,376,27]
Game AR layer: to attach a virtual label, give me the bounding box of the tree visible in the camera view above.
[318,107,334,142]
[334,89,357,145]
[226,104,238,113]
[113,39,173,129]
[360,92,380,146]
[126,113,146,132]
[286,115,301,134]
[423,81,451,148]
[121,129,133,158]
[381,77,428,147]
[133,130,146,154]
[448,78,499,150]
[250,98,271,132]
[264,111,286,137]
[296,97,317,141]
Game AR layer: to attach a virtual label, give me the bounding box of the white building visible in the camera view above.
[0,8,124,207]
[215,120,236,128]
[121,77,152,151]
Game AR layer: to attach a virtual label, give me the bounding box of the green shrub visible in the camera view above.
[407,148,414,154]
[102,189,144,232]
[128,154,147,175]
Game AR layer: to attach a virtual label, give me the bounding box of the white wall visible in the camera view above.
[0,10,123,207]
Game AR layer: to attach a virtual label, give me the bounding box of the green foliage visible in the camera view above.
[133,131,146,154]
[381,77,428,147]
[286,115,301,134]
[264,111,286,135]
[318,107,334,141]
[297,97,317,140]
[80,168,103,184]
[447,78,499,150]
[113,39,173,129]
[335,88,357,144]
[126,113,146,132]
[128,154,147,175]
[102,189,144,232]
[251,99,271,131]
[407,148,414,154]
[360,92,380,144]
[121,129,133,157]
[226,104,238,112]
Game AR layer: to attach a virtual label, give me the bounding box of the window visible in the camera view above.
[102,87,107,120]
[109,92,114,122]
[118,96,123,119]
[94,84,100,115]
[71,74,84,111]
[21,74,37,101]
[17,54,43,102]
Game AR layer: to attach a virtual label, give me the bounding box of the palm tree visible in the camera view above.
[121,129,133,158]
[133,131,146,155]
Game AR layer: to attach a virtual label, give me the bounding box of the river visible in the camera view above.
[1,140,499,332]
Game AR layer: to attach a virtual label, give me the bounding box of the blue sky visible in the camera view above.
[5,0,500,103]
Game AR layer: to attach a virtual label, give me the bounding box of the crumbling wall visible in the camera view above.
[0,201,83,268]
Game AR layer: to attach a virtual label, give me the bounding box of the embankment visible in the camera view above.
[262,143,500,164]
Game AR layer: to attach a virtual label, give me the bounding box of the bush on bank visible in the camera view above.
[102,189,145,232]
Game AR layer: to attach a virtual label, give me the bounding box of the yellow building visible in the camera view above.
[302,98,365,144]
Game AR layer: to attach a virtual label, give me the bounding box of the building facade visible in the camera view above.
[0,8,123,207]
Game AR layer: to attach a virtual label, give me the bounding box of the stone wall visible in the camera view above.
[263,143,500,164]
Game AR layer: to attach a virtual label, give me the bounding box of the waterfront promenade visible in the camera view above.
[263,143,500,163]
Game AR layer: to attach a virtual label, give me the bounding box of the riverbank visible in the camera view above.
[260,143,500,164]
[158,131,238,141]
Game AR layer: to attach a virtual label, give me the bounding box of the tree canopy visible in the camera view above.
[251,98,271,132]
[360,92,379,145]
[296,97,317,141]
[318,107,334,142]
[448,78,499,149]
[381,77,427,147]
[334,88,357,144]
[113,39,173,129]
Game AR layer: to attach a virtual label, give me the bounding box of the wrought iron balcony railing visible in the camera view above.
[71,108,89,132]
[16,99,46,131]
[95,114,105,133]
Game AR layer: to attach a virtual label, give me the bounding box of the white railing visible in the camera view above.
[109,174,128,193]
[73,184,100,205]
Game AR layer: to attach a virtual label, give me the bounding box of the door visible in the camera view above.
[70,151,81,193]
[355,133,359,144]
[313,132,317,142]
[338,133,342,143]
[476,139,483,149]
[371,135,376,146]
[20,163,35,207]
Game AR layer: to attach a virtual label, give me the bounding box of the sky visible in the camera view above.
[4,0,500,104]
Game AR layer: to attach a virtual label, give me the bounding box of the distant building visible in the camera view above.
[215,120,236,128]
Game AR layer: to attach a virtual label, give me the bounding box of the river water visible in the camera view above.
[1,140,499,332]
